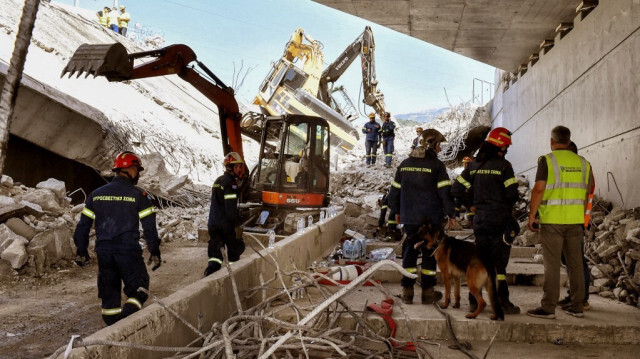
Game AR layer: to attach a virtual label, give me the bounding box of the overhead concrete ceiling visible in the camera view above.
[312,0,584,72]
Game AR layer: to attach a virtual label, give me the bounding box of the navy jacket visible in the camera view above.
[208,171,239,229]
[388,152,455,226]
[73,176,160,256]
[362,121,381,142]
[451,157,518,217]
[381,120,396,139]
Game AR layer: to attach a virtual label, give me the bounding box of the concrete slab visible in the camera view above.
[305,283,640,345]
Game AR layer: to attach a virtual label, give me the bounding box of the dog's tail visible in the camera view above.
[486,274,504,321]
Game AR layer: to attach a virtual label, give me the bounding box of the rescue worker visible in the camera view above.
[375,189,399,241]
[118,5,130,36]
[380,112,396,167]
[454,156,475,219]
[73,151,161,326]
[388,129,456,304]
[451,127,517,318]
[410,127,424,151]
[107,6,119,33]
[527,126,593,319]
[558,141,592,311]
[96,10,107,27]
[204,152,246,277]
[362,113,381,166]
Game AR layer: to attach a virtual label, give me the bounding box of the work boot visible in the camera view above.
[203,262,221,277]
[401,286,414,304]
[421,287,443,304]
[502,301,521,314]
[497,280,519,313]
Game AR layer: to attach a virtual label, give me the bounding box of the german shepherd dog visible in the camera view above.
[417,224,504,320]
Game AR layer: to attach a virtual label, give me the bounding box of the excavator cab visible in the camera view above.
[251,114,330,208]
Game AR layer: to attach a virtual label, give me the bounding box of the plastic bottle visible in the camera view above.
[369,247,394,261]
[307,215,313,227]
[319,209,326,221]
[267,229,276,249]
[297,218,305,233]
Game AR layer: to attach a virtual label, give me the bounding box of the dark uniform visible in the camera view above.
[205,171,246,275]
[362,120,381,165]
[388,153,455,292]
[73,176,160,325]
[381,119,396,166]
[451,155,519,312]
[376,191,399,241]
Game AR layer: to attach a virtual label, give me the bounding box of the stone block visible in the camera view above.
[166,175,188,195]
[36,178,67,200]
[20,189,63,215]
[0,225,27,252]
[5,218,36,240]
[598,244,621,258]
[0,175,13,187]
[27,225,74,273]
[1,239,28,269]
[594,278,611,288]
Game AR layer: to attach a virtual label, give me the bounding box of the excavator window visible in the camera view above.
[282,67,307,90]
[258,120,284,185]
[283,122,309,186]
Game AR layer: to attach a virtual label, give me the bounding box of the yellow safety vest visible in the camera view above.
[98,15,107,27]
[119,12,130,28]
[538,150,590,224]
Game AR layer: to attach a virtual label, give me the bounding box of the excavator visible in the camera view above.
[253,26,388,152]
[61,43,331,233]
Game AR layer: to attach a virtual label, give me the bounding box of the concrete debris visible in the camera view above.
[0,175,13,187]
[0,176,208,279]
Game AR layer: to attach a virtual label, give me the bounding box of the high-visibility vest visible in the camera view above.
[119,12,130,28]
[98,14,107,26]
[539,150,590,224]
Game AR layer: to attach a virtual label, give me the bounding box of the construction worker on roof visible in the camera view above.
[107,6,119,33]
[73,151,161,326]
[410,126,423,151]
[388,128,456,305]
[380,112,396,168]
[204,152,246,277]
[362,113,381,166]
[96,10,107,27]
[451,127,519,319]
[118,5,130,36]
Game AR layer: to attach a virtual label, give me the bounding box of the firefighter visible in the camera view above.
[454,156,475,220]
[362,113,381,165]
[451,127,518,317]
[73,151,161,326]
[380,112,396,167]
[375,189,399,241]
[204,152,246,277]
[410,127,424,151]
[389,129,456,304]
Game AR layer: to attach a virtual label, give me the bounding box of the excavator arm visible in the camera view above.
[317,26,387,118]
[61,43,243,158]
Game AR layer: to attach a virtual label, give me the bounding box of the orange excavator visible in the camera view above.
[61,43,331,233]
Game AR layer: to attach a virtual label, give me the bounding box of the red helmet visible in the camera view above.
[462,156,473,163]
[486,127,512,147]
[223,152,244,167]
[112,151,144,172]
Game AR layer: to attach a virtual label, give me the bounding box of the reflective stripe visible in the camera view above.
[81,207,95,219]
[387,220,396,224]
[437,180,451,188]
[545,182,587,190]
[405,267,417,274]
[422,269,437,276]
[391,181,401,189]
[504,177,517,188]
[126,297,142,309]
[456,175,471,189]
[385,154,393,157]
[102,307,122,316]
[138,206,156,219]
[541,199,586,206]
[497,274,507,281]
[381,205,388,209]
[224,194,237,200]
[209,257,222,264]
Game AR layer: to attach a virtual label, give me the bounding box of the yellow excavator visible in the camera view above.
[253,26,388,152]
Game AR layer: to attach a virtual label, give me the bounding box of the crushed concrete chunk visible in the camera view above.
[36,178,67,200]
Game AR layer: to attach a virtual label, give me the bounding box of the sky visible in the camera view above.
[54,0,496,116]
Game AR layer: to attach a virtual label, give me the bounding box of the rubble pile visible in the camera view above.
[0,175,204,280]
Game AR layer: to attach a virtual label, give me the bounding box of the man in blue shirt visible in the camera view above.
[381,112,396,167]
[362,113,381,166]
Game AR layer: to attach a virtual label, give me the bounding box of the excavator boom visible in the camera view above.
[61,43,243,158]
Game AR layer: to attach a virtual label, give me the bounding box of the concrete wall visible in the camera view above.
[491,0,640,208]
[69,211,345,358]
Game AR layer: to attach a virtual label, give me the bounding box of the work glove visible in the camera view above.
[148,254,162,271]
[74,252,90,267]
[235,226,244,240]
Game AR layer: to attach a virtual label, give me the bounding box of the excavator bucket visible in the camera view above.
[60,43,132,81]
